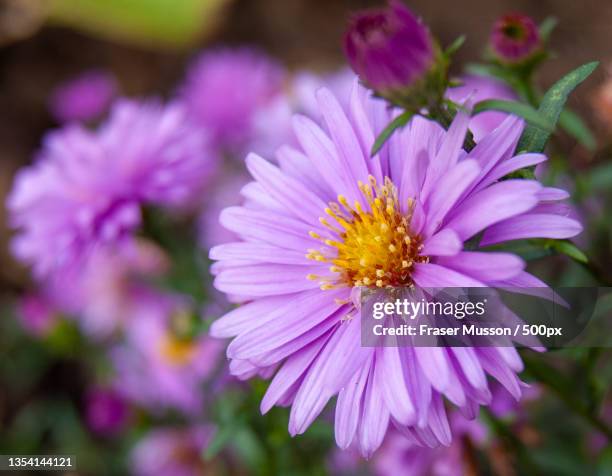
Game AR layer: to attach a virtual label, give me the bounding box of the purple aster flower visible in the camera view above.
[490,13,542,64]
[344,1,436,104]
[112,296,223,414]
[447,75,518,141]
[85,386,130,435]
[130,426,215,476]
[209,77,582,456]
[180,47,286,153]
[49,70,117,123]
[7,99,216,277]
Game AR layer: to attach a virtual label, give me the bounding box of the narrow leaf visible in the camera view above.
[551,240,589,264]
[539,16,558,42]
[473,99,554,132]
[371,110,413,156]
[517,61,599,153]
[445,35,466,57]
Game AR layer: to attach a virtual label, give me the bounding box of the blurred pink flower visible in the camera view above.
[111,296,223,414]
[373,413,487,476]
[180,47,286,154]
[130,426,215,476]
[85,386,130,435]
[49,70,117,123]
[7,99,217,277]
[490,13,542,65]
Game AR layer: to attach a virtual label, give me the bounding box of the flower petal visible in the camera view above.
[413,263,486,287]
[480,213,583,246]
[210,242,309,265]
[421,228,463,256]
[261,335,328,414]
[334,358,371,449]
[444,180,541,240]
[226,289,345,358]
[436,251,525,282]
[246,153,327,223]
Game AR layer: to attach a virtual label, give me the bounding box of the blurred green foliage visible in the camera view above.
[47,0,231,48]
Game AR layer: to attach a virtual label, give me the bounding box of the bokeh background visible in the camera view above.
[1,0,612,475]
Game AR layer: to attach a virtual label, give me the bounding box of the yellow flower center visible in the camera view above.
[159,334,197,366]
[307,176,428,289]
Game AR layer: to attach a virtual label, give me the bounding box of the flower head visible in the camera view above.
[112,296,223,414]
[180,47,286,153]
[209,77,582,456]
[7,99,216,277]
[491,13,542,64]
[344,1,439,106]
[49,70,117,123]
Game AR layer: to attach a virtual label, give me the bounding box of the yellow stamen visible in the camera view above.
[305,177,428,288]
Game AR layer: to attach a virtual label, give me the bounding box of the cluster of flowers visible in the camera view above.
[13,47,348,474]
[7,1,584,474]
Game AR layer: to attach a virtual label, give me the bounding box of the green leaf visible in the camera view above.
[444,35,466,57]
[517,61,599,153]
[559,108,597,151]
[473,99,554,132]
[551,240,589,264]
[371,110,413,156]
[539,16,558,42]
